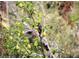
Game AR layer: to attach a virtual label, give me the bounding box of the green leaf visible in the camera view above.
[16,2,25,8]
[70,13,79,22]
[34,41,38,47]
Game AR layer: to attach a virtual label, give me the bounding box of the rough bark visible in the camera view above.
[0,1,8,55]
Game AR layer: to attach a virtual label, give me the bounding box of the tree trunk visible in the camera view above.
[0,1,8,55]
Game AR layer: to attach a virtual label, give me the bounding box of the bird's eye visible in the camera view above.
[27,31,32,34]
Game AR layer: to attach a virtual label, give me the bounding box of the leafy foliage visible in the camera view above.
[3,2,44,58]
[2,1,79,58]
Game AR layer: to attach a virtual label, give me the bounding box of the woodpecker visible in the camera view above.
[24,23,53,57]
[24,30,38,43]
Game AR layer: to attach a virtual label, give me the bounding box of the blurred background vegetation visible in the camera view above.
[1,1,79,58]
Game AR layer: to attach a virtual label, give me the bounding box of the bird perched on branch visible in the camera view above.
[24,30,38,43]
[24,23,53,57]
